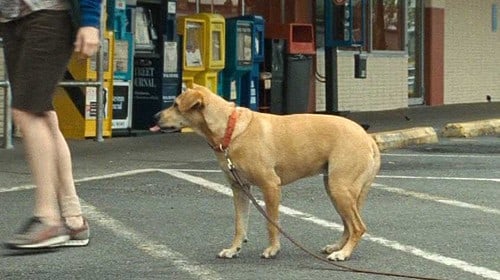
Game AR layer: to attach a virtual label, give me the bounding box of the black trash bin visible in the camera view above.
[283,23,315,114]
[284,54,312,114]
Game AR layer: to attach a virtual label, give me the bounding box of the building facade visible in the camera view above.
[316,0,499,112]
[1,0,499,138]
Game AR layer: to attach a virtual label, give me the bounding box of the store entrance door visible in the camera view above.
[408,0,424,105]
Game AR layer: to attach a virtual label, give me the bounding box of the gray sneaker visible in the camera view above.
[55,217,90,247]
[4,217,70,249]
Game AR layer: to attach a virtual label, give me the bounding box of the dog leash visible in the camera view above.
[224,152,446,280]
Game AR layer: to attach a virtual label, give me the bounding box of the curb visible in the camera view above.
[371,127,438,151]
[441,119,500,138]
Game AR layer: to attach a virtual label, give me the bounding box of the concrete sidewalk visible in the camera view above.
[0,102,499,153]
[344,102,500,151]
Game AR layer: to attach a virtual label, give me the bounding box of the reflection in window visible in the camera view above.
[372,0,404,51]
[352,0,366,45]
[177,0,240,17]
[212,31,221,61]
[237,24,252,66]
[315,0,404,52]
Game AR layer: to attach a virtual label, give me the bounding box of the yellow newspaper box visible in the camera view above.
[54,31,115,139]
[177,16,205,89]
[177,13,225,92]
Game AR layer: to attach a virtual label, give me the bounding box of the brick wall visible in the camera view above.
[444,0,500,104]
[315,50,408,112]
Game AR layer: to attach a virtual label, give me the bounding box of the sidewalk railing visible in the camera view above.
[1,78,12,149]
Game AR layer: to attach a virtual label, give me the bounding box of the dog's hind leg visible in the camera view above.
[322,174,349,254]
[218,181,251,259]
[323,177,366,261]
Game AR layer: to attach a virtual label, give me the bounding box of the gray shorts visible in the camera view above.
[1,10,74,113]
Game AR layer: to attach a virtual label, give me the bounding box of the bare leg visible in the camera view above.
[13,109,83,227]
[46,111,84,228]
[13,109,61,226]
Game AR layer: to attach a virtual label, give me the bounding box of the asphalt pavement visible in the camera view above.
[0,101,498,280]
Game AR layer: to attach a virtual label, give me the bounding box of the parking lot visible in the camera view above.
[0,132,498,280]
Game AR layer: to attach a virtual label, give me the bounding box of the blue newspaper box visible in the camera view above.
[218,17,253,106]
[238,15,264,111]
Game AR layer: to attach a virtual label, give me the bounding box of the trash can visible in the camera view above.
[283,23,315,114]
[284,54,312,114]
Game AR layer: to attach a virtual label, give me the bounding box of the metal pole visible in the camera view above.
[324,46,338,113]
[1,79,13,149]
[58,81,102,87]
[281,0,285,24]
[95,0,106,142]
[1,37,13,149]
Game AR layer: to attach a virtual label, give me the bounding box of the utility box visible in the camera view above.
[354,52,367,79]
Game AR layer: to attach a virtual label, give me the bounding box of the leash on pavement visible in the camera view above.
[225,155,446,280]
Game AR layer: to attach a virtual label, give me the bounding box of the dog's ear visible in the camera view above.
[178,90,204,112]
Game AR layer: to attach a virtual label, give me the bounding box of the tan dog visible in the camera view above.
[151,85,380,261]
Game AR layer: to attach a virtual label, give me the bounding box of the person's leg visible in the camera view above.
[50,112,90,247]
[46,111,84,229]
[12,110,62,225]
[4,109,70,248]
[3,11,82,248]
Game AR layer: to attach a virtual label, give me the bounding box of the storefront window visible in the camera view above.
[177,0,240,17]
[315,0,405,51]
[352,0,366,46]
[371,0,405,51]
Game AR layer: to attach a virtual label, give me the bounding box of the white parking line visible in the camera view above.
[161,169,500,280]
[377,175,500,183]
[372,183,500,215]
[0,169,222,280]
[383,153,500,159]
[80,199,222,280]
[2,168,499,280]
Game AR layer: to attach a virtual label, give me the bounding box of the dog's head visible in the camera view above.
[150,87,206,133]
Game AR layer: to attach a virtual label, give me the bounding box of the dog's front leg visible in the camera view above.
[261,185,282,259]
[218,183,251,258]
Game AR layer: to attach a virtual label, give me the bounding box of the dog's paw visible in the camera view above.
[326,251,350,261]
[261,246,280,259]
[321,244,342,254]
[217,248,240,259]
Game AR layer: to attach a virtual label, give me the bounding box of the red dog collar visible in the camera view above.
[213,109,238,152]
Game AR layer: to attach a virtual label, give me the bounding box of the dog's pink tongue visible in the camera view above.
[149,125,161,132]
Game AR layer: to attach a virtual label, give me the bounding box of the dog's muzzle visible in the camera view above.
[149,112,162,132]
